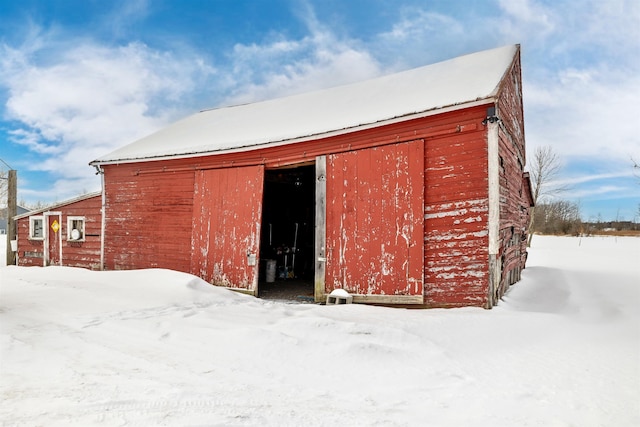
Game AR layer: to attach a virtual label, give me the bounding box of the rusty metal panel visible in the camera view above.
[191,165,264,293]
[325,140,424,300]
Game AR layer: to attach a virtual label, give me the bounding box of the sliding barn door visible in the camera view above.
[191,165,264,294]
[325,140,424,304]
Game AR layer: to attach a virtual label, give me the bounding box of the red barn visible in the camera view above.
[14,192,102,269]
[90,44,532,308]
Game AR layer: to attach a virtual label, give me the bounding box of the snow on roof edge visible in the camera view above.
[91,97,498,166]
[14,191,102,220]
[92,44,519,166]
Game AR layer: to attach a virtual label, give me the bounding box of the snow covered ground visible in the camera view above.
[0,237,6,267]
[1,235,638,426]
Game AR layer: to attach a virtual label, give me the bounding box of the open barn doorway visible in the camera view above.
[258,163,316,302]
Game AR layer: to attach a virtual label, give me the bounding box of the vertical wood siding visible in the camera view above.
[191,165,264,292]
[325,140,424,299]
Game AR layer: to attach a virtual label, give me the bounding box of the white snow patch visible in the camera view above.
[1,235,638,425]
[329,288,351,298]
[0,238,6,267]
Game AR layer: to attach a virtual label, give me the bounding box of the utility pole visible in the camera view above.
[7,170,16,265]
[1,158,17,266]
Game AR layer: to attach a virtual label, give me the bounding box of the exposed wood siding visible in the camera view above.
[15,195,102,269]
[314,156,327,301]
[103,166,195,272]
[424,109,490,307]
[190,165,264,292]
[16,218,44,267]
[58,196,101,269]
[325,140,424,301]
[494,50,530,301]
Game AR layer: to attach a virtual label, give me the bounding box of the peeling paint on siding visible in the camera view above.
[326,140,424,300]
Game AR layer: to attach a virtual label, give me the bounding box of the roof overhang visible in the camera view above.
[90,97,496,167]
[13,191,102,220]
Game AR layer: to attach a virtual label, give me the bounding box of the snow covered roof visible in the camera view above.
[92,44,519,165]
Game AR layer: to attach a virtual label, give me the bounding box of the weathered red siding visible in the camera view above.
[103,165,194,272]
[191,165,264,292]
[494,50,530,301]
[16,194,102,269]
[99,100,529,307]
[325,140,424,299]
[424,110,491,307]
[16,217,43,267]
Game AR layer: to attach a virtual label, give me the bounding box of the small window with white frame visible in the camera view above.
[67,216,86,242]
[29,216,44,240]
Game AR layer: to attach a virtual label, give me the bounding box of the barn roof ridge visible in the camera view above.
[91,44,520,165]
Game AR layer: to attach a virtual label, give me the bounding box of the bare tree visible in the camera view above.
[527,145,569,246]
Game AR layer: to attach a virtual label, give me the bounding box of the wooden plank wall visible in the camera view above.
[325,140,424,300]
[16,216,43,266]
[103,165,195,272]
[424,111,491,307]
[495,51,530,301]
[190,165,264,291]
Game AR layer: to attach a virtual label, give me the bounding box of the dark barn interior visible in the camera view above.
[258,163,316,301]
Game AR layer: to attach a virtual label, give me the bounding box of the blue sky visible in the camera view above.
[0,0,638,221]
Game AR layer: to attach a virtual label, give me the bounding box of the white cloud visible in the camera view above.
[374,7,478,70]
[7,129,57,154]
[106,0,151,38]
[223,4,382,105]
[524,67,640,162]
[566,184,637,201]
[555,171,637,187]
[381,9,463,40]
[496,0,555,42]
[1,38,216,202]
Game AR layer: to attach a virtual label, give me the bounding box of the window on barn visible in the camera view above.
[29,216,44,240]
[67,216,86,242]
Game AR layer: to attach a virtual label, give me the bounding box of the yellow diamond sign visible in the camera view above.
[51,219,60,233]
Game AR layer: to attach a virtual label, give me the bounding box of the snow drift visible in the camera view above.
[1,235,638,426]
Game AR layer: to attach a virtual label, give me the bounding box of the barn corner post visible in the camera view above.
[486,108,501,309]
[98,165,106,271]
[314,155,327,302]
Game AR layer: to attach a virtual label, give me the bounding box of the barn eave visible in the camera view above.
[89,96,497,167]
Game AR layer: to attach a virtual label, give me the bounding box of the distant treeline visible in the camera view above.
[530,200,640,237]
